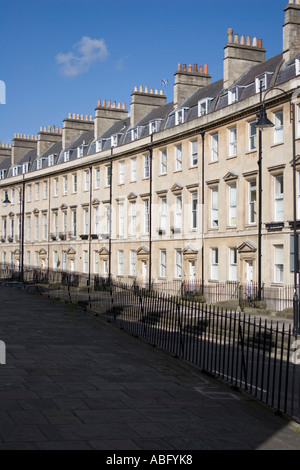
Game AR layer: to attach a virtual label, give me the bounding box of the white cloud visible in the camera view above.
[56,36,109,77]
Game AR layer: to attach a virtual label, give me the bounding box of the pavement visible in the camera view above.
[0,283,300,451]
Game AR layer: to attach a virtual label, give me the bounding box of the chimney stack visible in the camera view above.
[11,134,38,165]
[37,125,62,156]
[174,63,211,108]
[223,29,265,89]
[94,100,128,139]
[0,142,12,163]
[130,86,166,127]
[62,114,94,150]
[283,0,300,63]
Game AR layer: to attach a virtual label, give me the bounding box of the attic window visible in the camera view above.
[96,140,103,153]
[255,74,267,94]
[228,88,238,105]
[296,58,300,76]
[198,98,213,117]
[36,158,44,170]
[48,154,56,167]
[0,169,6,180]
[22,162,29,174]
[175,108,187,125]
[63,150,70,162]
[12,165,20,177]
[111,134,119,147]
[149,120,161,134]
[131,127,141,141]
[77,141,87,158]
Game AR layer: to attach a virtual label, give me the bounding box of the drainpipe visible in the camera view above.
[201,131,205,295]
[88,165,92,286]
[108,151,113,281]
[149,134,153,291]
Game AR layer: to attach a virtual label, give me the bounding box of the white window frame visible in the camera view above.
[144,154,150,179]
[144,199,149,234]
[119,202,125,237]
[274,174,284,222]
[190,140,198,167]
[106,165,111,187]
[175,249,182,279]
[160,149,167,174]
[118,250,124,276]
[211,248,219,281]
[83,208,89,235]
[119,161,125,185]
[95,168,100,189]
[131,158,137,181]
[274,110,283,144]
[175,108,187,125]
[274,245,284,283]
[211,133,218,162]
[198,98,212,116]
[160,249,167,278]
[228,87,238,105]
[130,202,137,236]
[63,151,70,162]
[160,197,167,231]
[229,248,237,281]
[175,144,182,171]
[54,178,58,197]
[211,187,219,228]
[43,213,47,240]
[191,191,198,229]
[84,170,90,191]
[130,250,136,277]
[63,176,67,195]
[249,121,257,151]
[296,58,300,76]
[255,74,267,94]
[72,173,77,193]
[229,127,237,157]
[175,195,182,230]
[228,183,237,226]
[248,180,257,224]
[83,250,88,274]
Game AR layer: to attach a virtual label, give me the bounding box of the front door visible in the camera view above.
[246,260,253,298]
[189,260,196,290]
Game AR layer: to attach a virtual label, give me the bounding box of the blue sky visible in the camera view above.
[0,0,287,144]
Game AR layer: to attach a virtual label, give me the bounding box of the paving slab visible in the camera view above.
[0,283,300,452]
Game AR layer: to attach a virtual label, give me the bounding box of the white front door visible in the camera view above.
[189,260,196,290]
[142,261,147,287]
[246,260,253,297]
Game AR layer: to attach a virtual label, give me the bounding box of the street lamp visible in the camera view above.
[3,183,25,283]
[255,86,300,336]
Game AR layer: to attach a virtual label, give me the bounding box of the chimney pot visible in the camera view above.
[178,63,182,71]
[252,36,257,47]
[204,64,208,74]
[188,64,192,72]
[246,35,251,46]
[227,28,233,43]
[234,34,239,44]
[194,64,198,72]
[258,38,263,48]
[183,64,187,71]
[240,34,245,45]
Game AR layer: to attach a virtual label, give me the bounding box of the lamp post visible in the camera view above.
[255,86,300,336]
[3,182,25,283]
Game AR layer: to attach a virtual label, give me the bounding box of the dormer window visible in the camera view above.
[255,74,267,94]
[175,108,187,125]
[63,150,70,162]
[77,141,87,158]
[198,98,213,117]
[296,58,300,76]
[48,154,55,167]
[0,169,6,180]
[96,140,103,153]
[149,120,161,134]
[22,162,29,174]
[36,159,43,170]
[12,165,20,177]
[228,88,238,105]
[111,134,119,148]
[131,127,141,141]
